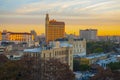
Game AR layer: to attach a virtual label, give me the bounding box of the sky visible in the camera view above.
[0,0,120,35]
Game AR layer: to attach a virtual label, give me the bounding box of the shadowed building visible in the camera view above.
[45,14,65,43]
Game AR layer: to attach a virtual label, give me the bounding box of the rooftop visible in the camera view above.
[55,38,84,41]
[97,56,118,64]
[49,21,65,25]
[83,53,108,59]
[24,48,42,53]
[60,42,73,47]
[24,42,72,53]
[80,29,97,31]
[55,38,69,41]
[2,32,31,35]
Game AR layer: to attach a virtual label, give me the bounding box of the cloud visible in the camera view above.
[16,0,89,14]
[0,0,120,25]
[86,1,114,9]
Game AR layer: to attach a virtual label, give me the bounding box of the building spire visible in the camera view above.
[46,13,49,22]
[45,13,49,43]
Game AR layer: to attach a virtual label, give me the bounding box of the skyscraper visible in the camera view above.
[45,14,65,43]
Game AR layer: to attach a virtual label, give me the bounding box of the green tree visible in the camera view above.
[107,62,120,70]
[79,64,90,71]
[87,41,115,54]
[73,59,80,71]
[93,48,103,53]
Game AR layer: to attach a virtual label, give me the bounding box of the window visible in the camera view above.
[44,53,45,58]
[50,53,51,57]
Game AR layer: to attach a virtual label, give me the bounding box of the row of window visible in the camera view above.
[26,53,40,57]
[43,50,73,58]
[73,44,83,47]
[26,50,72,59]
[74,49,82,53]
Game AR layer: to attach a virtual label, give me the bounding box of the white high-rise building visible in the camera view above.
[80,29,97,41]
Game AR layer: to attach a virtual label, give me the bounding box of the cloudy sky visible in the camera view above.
[0,0,120,35]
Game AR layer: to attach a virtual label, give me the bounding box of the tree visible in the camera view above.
[0,54,8,65]
[93,48,103,53]
[79,64,90,71]
[87,41,115,54]
[107,62,120,70]
[42,59,75,80]
[73,59,80,71]
[0,56,75,80]
[73,59,90,71]
[90,66,113,80]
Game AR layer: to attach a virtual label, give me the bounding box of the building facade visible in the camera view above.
[2,31,33,46]
[98,36,120,43]
[24,42,73,70]
[55,38,86,56]
[69,39,86,56]
[79,53,108,65]
[0,46,5,54]
[45,14,65,43]
[96,56,119,69]
[80,29,97,41]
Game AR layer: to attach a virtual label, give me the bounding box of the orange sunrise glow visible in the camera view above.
[0,0,120,36]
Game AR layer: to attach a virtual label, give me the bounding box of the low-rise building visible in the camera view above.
[98,36,120,43]
[96,56,119,69]
[109,53,120,61]
[0,46,5,54]
[6,51,23,60]
[23,42,73,70]
[80,53,108,65]
[2,31,34,47]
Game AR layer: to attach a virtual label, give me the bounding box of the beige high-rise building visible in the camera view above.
[45,14,65,43]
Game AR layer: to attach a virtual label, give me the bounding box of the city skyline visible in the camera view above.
[0,0,120,36]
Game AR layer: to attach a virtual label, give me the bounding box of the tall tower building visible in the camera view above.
[45,14,65,43]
